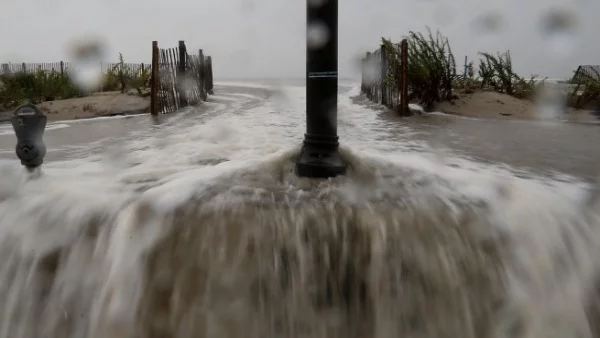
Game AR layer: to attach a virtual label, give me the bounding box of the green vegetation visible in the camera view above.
[477,51,544,100]
[0,70,82,109]
[104,53,151,95]
[129,63,151,96]
[382,28,456,110]
[374,28,548,109]
[453,61,476,92]
[102,67,121,92]
[0,53,151,110]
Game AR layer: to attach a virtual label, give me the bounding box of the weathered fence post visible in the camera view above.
[206,56,214,94]
[365,52,372,100]
[400,38,409,116]
[380,44,388,106]
[178,40,188,107]
[151,41,159,115]
[360,57,366,93]
[198,49,207,101]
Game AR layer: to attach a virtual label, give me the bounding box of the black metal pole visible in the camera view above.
[295,0,346,178]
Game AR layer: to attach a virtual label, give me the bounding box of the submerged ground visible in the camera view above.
[0,80,598,338]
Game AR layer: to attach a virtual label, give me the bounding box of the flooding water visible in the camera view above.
[0,81,599,338]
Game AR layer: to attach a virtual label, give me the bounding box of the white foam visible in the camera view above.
[0,82,597,337]
[0,122,71,136]
[56,114,149,125]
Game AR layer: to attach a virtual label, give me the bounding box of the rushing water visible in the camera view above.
[0,81,599,338]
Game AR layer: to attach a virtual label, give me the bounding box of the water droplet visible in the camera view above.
[349,52,368,79]
[241,0,255,12]
[307,20,330,49]
[362,56,381,87]
[539,9,578,59]
[69,37,106,92]
[181,77,198,95]
[433,4,454,27]
[535,84,567,120]
[474,12,503,34]
[471,11,504,47]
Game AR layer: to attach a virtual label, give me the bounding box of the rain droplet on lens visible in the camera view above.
[539,9,578,59]
[433,4,454,27]
[69,37,107,92]
[362,56,381,86]
[241,0,255,12]
[540,8,576,35]
[307,21,330,49]
[182,77,198,95]
[350,52,368,78]
[474,11,503,33]
[535,83,567,120]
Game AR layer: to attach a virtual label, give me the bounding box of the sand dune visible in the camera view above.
[434,91,598,123]
[0,91,149,123]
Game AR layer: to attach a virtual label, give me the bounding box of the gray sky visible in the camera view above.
[1,0,598,79]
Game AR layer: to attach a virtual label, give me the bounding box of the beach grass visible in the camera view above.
[0,53,150,110]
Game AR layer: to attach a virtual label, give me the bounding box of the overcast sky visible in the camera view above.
[1,0,598,79]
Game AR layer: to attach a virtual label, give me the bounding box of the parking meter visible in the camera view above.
[11,104,47,170]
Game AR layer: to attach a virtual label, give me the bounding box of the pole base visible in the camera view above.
[295,143,346,179]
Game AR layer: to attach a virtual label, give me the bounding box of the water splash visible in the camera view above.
[0,148,598,338]
[0,83,599,338]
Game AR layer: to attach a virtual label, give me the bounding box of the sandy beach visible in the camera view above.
[0,91,150,123]
[433,91,598,123]
[1,87,597,125]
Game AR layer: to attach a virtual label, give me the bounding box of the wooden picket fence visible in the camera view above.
[150,40,214,115]
[1,41,214,115]
[0,62,151,78]
[360,38,409,116]
[0,62,67,76]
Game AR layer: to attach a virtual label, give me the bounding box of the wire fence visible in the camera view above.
[151,40,214,115]
[360,39,409,116]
